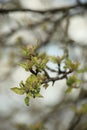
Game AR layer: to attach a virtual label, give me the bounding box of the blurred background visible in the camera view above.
[0,0,87,130]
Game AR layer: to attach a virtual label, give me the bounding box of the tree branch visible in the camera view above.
[68,115,81,130]
[43,70,72,85]
[0,2,87,14]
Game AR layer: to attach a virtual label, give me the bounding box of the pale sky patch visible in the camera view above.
[68,16,87,45]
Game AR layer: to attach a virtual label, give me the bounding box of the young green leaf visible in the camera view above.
[24,96,29,106]
[65,87,72,93]
[66,75,80,88]
[77,66,87,73]
[65,59,80,71]
[21,47,29,56]
[35,93,43,98]
[19,63,28,70]
[49,56,58,63]
[43,83,49,89]
[11,87,25,95]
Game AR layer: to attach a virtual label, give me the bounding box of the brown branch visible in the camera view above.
[68,115,81,130]
[46,66,58,73]
[43,70,72,85]
[0,2,87,14]
[37,11,69,50]
[43,69,50,79]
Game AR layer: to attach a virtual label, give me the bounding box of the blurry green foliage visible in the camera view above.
[71,103,87,115]
[29,122,45,130]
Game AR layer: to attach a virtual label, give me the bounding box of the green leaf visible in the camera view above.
[19,81,25,88]
[43,83,49,89]
[65,59,80,71]
[65,87,72,93]
[66,75,80,87]
[19,63,29,71]
[49,56,58,63]
[57,54,66,64]
[36,93,43,98]
[21,47,29,56]
[24,96,29,106]
[77,66,87,73]
[49,55,66,64]
[39,52,46,59]
[41,57,48,68]
[77,69,85,73]
[32,43,38,52]
[11,87,25,95]
[80,104,87,114]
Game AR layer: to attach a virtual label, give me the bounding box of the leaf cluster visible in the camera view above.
[11,44,83,106]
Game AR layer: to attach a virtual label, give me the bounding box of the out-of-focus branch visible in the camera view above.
[37,11,69,49]
[0,2,87,14]
[68,115,81,130]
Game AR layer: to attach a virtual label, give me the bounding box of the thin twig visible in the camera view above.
[43,70,72,84]
[46,66,58,73]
